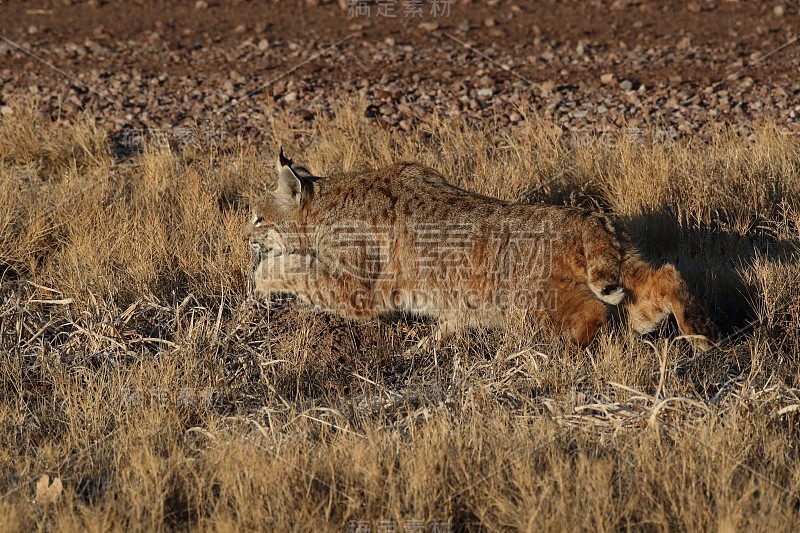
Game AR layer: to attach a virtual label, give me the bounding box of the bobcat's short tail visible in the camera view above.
[582,212,626,305]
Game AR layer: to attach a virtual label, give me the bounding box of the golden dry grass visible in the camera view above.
[2,98,800,531]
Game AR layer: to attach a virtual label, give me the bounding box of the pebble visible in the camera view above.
[600,73,615,84]
[539,80,556,93]
[477,75,493,88]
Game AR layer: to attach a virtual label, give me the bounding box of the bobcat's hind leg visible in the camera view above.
[656,264,719,350]
[623,260,719,351]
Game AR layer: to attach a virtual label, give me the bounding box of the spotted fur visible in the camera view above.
[248,152,719,350]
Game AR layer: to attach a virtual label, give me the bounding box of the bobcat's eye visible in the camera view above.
[252,215,265,228]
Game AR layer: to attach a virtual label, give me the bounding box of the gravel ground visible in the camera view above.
[1,0,799,147]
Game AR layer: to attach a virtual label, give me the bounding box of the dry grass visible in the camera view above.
[2,98,800,531]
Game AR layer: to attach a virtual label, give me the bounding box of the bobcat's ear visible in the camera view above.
[273,147,302,209]
[278,146,292,168]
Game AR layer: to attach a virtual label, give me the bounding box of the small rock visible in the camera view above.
[477,75,493,87]
[0,105,13,116]
[457,19,470,32]
[233,24,247,34]
[258,39,269,51]
[484,18,496,27]
[477,87,493,97]
[600,73,615,84]
[774,5,785,16]
[620,79,633,91]
[509,112,522,122]
[194,0,208,9]
[28,25,38,35]
[284,91,297,103]
[419,22,439,31]
[229,70,244,84]
[540,80,556,93]
[597,105,608,114]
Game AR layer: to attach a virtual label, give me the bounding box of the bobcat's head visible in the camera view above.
[247,148,315,267]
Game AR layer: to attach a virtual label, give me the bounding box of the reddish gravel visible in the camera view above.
[1,0,799,146]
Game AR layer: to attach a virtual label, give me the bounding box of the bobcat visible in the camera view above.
[247,150,719,351]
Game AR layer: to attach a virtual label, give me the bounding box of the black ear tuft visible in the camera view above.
[279,147,292,168]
